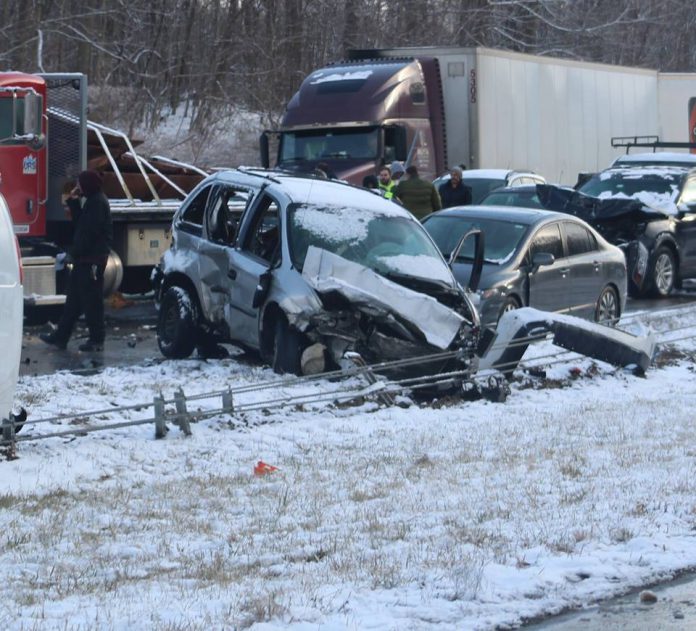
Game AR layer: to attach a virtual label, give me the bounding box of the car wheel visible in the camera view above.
[157,286,198,359]
[272,314,304,375]
[498,296,521,322]
[594,285,620,324]
[649,247,676,297]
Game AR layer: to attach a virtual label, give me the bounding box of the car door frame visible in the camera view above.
[225,188,284,348]
[524,221,571,314]
[560,219,605,319]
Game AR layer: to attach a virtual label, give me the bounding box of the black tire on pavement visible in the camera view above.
[157,286,198,359]
[272,314,304,375]
[594,285,620,324]
[649,247,676,298]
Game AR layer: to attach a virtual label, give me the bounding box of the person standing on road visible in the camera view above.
[377,165,397,200]
[40,170,113,352]
[395,165,442,220]
[439,166,472,208]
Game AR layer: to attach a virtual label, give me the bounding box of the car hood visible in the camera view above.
[301,246,467,349]
[536,184,670,222]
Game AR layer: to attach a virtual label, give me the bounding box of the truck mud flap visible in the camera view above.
[479,308,656,375]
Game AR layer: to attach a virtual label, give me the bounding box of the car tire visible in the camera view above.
[594,285,620,324]
[157,286,198,359]
[272,314,304,375]
[498,296,521,322]
[649,247,676,297]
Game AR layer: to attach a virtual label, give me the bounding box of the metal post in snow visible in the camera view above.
[154,394,167,439]
[222,388,234,416]
[1,416,15,447]
[174,388,192,436]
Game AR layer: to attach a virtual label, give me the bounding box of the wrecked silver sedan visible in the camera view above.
[152,169,482,377]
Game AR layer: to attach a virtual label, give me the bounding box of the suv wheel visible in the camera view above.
[157,286,198,359]
[650,247,676,297]
[272,314,304,375]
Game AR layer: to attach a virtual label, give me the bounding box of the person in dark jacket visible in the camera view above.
[40,170,113,352]
[439,166,472,208]
[394,165,441,219]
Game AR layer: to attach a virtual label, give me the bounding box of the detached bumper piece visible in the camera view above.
[479,307,656,376]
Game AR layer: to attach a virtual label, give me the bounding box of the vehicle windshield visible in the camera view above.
[279,127,379,163]
[288,203,453,284]
[578,171,682,201]
[424,215,529,265]
[480,189,543,209]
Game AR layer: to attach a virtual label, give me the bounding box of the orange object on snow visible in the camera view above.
[254,460,279,475]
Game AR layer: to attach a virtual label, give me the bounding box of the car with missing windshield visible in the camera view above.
[152,169,482,378]
[422,206,627,329]
[434,169,546,204]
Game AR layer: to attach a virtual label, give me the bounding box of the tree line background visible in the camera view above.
[2,0,696,165]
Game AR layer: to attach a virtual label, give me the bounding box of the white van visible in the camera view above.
[0,192,23,425]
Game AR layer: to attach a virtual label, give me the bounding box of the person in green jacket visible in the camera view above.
[394,165,441,220]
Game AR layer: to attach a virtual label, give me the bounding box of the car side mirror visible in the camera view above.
[259,132,270,169]
[531,252,555,272]
[252,270,272,308]
[393,125,408,162]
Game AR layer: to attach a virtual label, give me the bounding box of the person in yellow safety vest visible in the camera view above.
[377,165,397,199]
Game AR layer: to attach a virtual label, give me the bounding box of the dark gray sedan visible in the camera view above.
[422,207,627,328]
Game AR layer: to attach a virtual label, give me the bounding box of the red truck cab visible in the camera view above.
[0,72,47,239]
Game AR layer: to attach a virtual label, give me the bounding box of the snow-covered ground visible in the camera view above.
[3,306,696,630]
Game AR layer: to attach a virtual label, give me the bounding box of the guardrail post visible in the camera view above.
[174,388,192,436]
[154,394,167,439]
[222,388,234,416]
[2,417,15,446]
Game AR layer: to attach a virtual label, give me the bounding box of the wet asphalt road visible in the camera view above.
[20,288,696,378]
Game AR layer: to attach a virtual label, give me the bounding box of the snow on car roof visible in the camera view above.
[274,175,409,217]
[600,165,689,178]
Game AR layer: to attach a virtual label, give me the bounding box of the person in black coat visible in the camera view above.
[439,166,472,208]
[40,170,113,352]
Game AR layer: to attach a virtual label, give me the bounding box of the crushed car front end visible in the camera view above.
[274,199,482,379]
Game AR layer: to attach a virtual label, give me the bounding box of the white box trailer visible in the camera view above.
[269,46,695,186]
[364,46,661,185]
[657,73,696,144]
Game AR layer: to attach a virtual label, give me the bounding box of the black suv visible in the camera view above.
[538,166,696,297]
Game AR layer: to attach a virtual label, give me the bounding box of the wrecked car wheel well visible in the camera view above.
[260,302,283,363]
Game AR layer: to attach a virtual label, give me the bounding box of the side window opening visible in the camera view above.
[181,185,210,227]
[243,194,280,263]
[206,186,247,245]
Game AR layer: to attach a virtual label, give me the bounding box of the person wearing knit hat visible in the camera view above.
[439,165,472,209]
[40,170,113,352]
[390,161,405,181]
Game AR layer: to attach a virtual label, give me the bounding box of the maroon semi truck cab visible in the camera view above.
[261,56,446,185]
[0,73,47,239]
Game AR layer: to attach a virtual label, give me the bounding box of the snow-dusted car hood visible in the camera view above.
[301,247,464,349]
